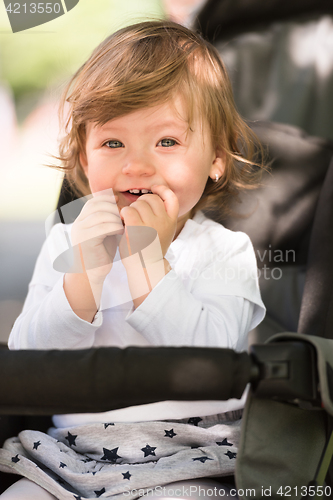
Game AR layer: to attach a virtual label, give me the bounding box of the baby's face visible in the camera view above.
[80,95,223,225]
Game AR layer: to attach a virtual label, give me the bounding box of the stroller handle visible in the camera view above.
[0,341,318,415]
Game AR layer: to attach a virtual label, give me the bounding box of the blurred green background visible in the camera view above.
[1,0,164,114]
[0,0,165,220]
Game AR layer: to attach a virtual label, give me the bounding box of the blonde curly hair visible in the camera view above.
[54,19,264,219]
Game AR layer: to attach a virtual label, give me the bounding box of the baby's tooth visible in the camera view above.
[129,189,140,193]
[141,189,149,193]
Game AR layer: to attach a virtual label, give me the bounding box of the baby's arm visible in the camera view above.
[63,192,123,322]
[8,192,123,350]
[119,185,179,309]
[7,240,102,350]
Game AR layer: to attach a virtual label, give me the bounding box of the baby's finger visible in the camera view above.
[126,198,159,222]
[87,199,120,214]
[79,198,120,220]
[150,185,179,220]
[88,196,119,210]
[120,206,144,226]
[80,212,122,230]
[132,193,166,217]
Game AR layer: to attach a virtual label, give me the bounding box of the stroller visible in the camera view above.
[1,120,333,499]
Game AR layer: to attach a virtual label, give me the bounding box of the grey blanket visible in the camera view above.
[0,412,241,499]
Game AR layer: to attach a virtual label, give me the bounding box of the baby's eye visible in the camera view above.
[104,140,124,148]
[159,138,177,147]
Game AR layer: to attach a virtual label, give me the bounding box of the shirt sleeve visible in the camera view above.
[125,270,258,350]
[126,221,266,351]
[8,224,102,351]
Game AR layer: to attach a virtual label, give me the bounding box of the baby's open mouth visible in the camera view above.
[126,189,153,196]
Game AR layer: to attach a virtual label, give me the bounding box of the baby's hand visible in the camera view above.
[119,185,179,261]
[71,191,124,284]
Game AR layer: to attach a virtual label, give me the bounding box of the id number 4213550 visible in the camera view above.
[5,3,62,14]
[277,485,331,497]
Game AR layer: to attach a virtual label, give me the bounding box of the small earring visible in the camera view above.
[215,173,219,182]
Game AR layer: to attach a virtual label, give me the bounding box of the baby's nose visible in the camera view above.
[122,153,155,176]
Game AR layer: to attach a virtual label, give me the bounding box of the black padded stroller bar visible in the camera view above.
[0,346,253,415]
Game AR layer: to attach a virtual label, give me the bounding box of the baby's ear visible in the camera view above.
[211,148,226,176]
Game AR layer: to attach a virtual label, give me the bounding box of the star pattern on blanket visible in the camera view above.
[216,439,233,446]
[164,429,177,438]
[104,423,115,429]
[6,418,239,497]
[141,444,157,457]
[192,456,213,463]
[65,432,77,447]
[95,487,106,497]
[188,417,202,426]
[101,447,121,463]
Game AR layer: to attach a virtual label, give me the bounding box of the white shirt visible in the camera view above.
[8,211,265,427]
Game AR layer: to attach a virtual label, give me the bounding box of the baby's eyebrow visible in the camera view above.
[99,120,188,133]
[148,120,187,131]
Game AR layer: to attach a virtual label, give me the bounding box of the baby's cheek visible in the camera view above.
[181,185,203,212]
